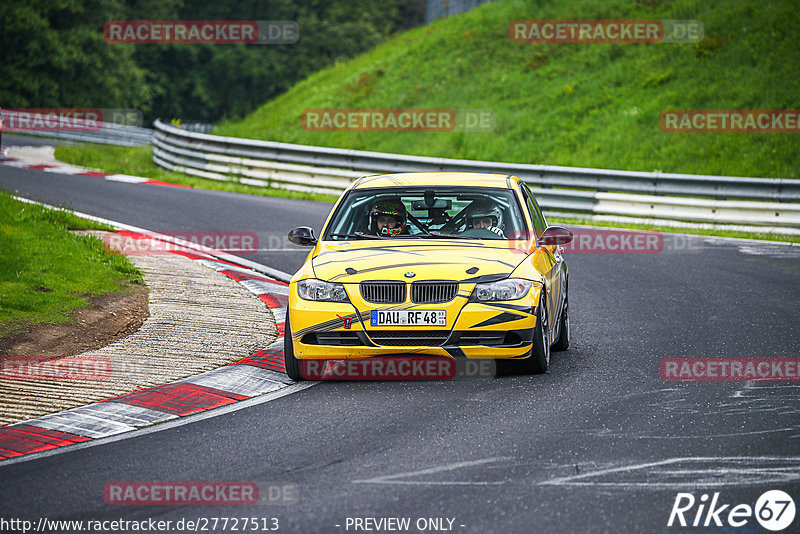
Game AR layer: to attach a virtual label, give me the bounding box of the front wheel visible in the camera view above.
[515,298,550,374]
[284,315,303,381]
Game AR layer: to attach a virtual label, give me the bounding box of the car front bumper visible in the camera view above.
[288,283,542,360]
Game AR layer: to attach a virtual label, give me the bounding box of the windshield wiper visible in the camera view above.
[328,232,386,240]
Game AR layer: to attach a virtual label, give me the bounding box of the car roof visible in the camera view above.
[352,172,517,190]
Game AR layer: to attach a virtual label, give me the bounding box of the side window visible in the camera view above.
[521,184,546,237]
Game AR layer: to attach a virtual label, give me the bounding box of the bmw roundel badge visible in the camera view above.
[404,272,416,278]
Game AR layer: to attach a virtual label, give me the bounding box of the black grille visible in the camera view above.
[361,282,406,304]
[368,330,450,346]
[457,332,508,345]
[450,331,525,347]
[411,281,459,304]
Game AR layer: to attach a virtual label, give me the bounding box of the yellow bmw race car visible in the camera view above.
[284,172,573,380]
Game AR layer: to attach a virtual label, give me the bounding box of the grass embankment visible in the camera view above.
[214,0,798,179]
[54,0,800,242]
[0,192,142,338]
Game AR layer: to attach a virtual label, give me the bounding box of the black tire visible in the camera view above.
[551,287,570,352]
[515,297,550,374]
[284,315,303,381]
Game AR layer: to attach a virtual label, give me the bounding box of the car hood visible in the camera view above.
[311,240,526,283]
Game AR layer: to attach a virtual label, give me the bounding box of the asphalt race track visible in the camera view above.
[2,133,72,147]
[1,163,799,533]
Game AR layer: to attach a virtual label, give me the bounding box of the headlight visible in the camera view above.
[472,278,533,301]
[297,279,349,302]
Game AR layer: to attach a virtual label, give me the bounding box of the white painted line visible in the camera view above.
[76,402,179,427]
[540,458,690,486]
[3,160,35,168]
[539,456,800,488]
[239,365,293,385]
[0,382,317,467]
[42,167,87,175]
[271,308,287,324]
[105,174,148,183]
[182,366,287,397]
[32,410,136,439]
[352,457,514,486]
[239,278,290,296]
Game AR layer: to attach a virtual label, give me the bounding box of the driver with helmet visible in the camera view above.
[370,198,408,236]
[464,199,505,237]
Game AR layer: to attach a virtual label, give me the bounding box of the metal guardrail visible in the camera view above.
[152,119,800,229]
[1,111,152,146]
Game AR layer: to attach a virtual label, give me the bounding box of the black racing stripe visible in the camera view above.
[315,244,516,266]
[312,251,414,267]
[315,247,427,261]
[461,255,519,269]
[329,261,463,281]
[480,302,534,314]
[294,311,368,338]
[470,312,529,329]
[355,243,506,250]
[313,251,426,268]
[508,344,534,359]
[461,273,510,283]
[443,347,467,358]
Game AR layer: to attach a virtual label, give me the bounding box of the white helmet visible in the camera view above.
[465,200,502,230]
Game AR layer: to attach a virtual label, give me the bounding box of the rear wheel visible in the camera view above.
[284,315,303,381]
[551,287,570,352]
[515,297,550,374]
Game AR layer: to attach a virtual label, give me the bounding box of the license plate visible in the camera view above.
[370,310,446,326]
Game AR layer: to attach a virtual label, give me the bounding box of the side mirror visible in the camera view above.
[539,226,573,246]
[288,226,317,246]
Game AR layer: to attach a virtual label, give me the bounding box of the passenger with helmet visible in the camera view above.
[464,199,505,237]
[370,198,408,236]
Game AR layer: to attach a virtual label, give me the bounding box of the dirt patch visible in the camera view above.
[0,285,149,359]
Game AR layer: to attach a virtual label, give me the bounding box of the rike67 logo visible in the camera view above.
[668,490,796,531]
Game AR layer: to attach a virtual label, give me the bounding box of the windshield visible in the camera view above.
[324,187,527,240]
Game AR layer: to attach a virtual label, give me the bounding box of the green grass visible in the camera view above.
[549,216,800,243]
[212,0,799,179]
[53,144,339,203]
[52,0,799,243]
[0,191,143,338]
